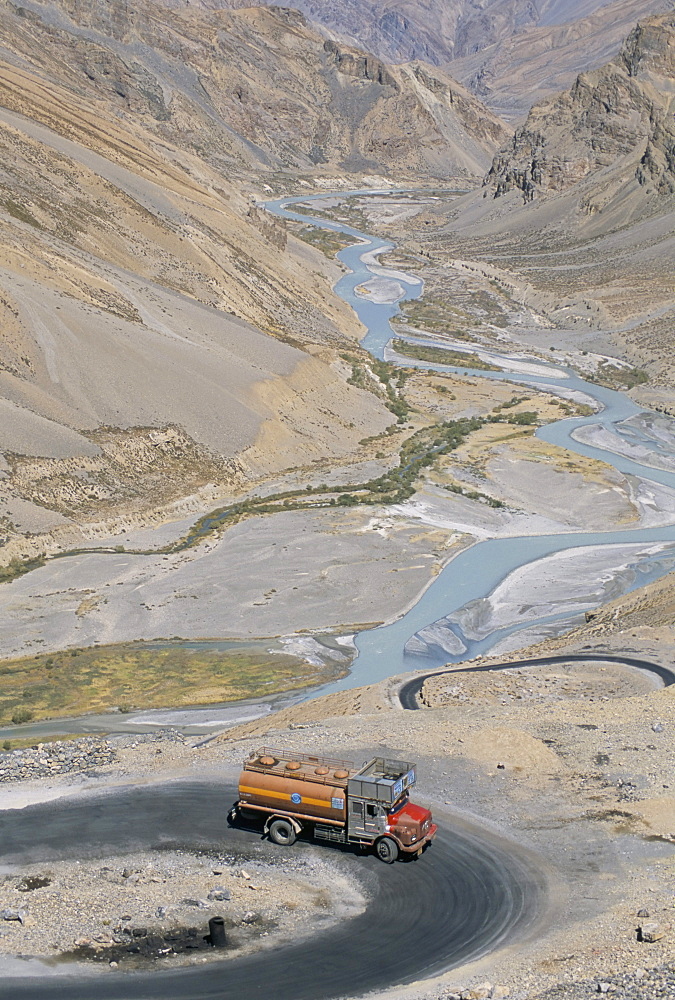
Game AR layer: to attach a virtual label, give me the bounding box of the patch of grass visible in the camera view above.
[441,481,504,507]
[343,352,412,423]
[392,339,500,371]
[393,297,477,340]
[292,225,354,258]
[0,643,348,725]
[1,734,85,752]
[588,364,649,390]
[3,199,42,228]
[507,411,538,425]
[0,555,47,584]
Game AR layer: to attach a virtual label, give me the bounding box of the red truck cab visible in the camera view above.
[385,795,436,851]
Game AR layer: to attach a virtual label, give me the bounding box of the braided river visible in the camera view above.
[269,192,675,694]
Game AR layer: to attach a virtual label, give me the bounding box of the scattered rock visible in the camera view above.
[637,921,665,943]
[207,888,231,902]
[0,732,186,784]
[1,909,26,924]
[462,982,493,999]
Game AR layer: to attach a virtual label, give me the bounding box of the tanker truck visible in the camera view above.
[231,747,437,863]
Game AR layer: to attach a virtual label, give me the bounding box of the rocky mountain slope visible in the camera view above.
[11,1,506,180]
[174,0,671,116]
[394,13,675,394]
[450,0,674,118]
[484,12,675,201]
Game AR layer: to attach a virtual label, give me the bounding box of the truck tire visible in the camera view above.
[375,836,399,864]
[268,818,297,846]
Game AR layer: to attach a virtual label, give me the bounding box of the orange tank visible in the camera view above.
[237,749,353,822]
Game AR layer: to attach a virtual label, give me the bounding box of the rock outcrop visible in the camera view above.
[4,1,505,182]
[484,13,675,201]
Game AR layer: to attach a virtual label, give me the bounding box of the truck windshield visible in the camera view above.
[388,793,409,816]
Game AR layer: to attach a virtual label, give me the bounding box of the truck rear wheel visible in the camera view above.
[268,818,297,846]
[375,836,399,864]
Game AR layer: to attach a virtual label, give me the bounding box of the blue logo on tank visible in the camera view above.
[290,792,302,804]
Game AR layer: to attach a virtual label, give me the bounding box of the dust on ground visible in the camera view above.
[0,846,364,970]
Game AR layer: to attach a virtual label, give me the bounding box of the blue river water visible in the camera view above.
[268,193,675,694]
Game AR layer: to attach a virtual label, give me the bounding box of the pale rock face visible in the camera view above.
[484,13,675,201]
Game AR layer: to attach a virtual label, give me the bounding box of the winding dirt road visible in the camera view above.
[0,779,547,1000]
[398,654,675,710]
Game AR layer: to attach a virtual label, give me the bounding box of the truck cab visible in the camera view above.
[346,757,436,862]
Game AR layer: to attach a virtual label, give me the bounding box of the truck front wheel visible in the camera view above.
[375,836,399,864]
[268,818,297,846]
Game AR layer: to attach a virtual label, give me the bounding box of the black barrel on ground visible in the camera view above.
[208,917,226,948]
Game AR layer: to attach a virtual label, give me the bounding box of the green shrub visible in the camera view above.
[11,707,34,725]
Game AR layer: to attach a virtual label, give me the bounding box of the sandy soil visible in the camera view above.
[0,508,461,658]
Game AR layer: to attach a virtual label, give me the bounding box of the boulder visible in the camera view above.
[638,921,665,942]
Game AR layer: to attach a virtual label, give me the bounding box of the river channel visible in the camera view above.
[268,192,675,694]
[2,191,675,741]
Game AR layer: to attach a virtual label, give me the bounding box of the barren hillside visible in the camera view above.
[7,1,507,179]
[403,13,675,392]
[169,0,671,117]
